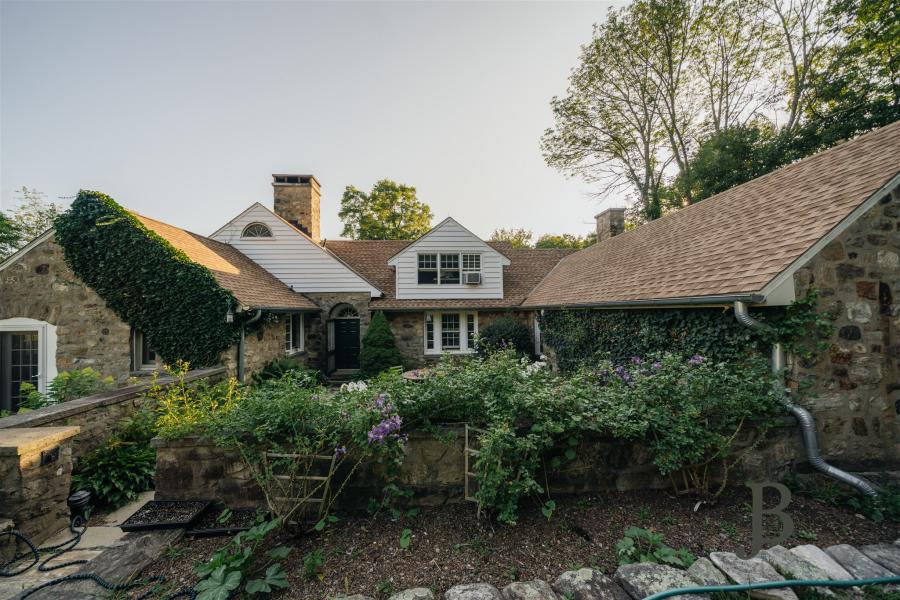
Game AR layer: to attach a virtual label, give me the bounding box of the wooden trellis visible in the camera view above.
[464,424,485,505]
[262,451,337,523]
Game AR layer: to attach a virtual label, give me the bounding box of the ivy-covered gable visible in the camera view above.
[54,190,239,367]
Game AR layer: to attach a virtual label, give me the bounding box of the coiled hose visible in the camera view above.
[1,519,196,599]
[644,576,900,600]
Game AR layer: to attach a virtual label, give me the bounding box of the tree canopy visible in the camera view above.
[0,187,62,260]
[535,232,597,249]
[489,228,534,248]
[338,179,433,240]
[543,0,898,222]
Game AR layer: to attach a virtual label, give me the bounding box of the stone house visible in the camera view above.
[524,120,900,470]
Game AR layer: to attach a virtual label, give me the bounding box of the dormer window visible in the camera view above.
[417,253,481,285]
[418,254,438,284]
[439,254,460,284]
[241,222,273,238]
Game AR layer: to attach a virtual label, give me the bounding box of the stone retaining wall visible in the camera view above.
[0,367,225,458]
[153,421,801,509]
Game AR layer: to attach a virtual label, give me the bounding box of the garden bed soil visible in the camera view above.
[133,487,900,599]
[120,500,210,532]
[187,506,266,537]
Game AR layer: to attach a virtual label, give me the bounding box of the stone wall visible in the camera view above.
[0,427,80,549]
[153,422,799,509]
[221,317,309,381]
[792,183,900,468]
[0,235,133,384]
[0,367,225,458]
[386,310,539,368]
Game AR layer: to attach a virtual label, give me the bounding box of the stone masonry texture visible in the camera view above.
[792,183,900,468]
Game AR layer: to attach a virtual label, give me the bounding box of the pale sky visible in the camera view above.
[1,0,628,241]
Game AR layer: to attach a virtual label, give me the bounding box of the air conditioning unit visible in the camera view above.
[463,272,482,285]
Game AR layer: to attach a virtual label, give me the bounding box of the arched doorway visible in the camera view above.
[327,304,360,372]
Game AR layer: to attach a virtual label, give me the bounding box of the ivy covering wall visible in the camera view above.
[54,190,239,367]
[538,293,831,372]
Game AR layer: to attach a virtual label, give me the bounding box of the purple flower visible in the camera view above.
[651,361,662,370]
[631,356,643,365]
[614,365,632,383]
[689,354,705,366]
[334,446,347,458]
[368,414,402,444]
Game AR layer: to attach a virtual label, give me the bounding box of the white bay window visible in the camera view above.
[425,311,477,354]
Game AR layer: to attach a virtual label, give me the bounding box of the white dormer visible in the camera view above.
[211,203,382,297]
[388,217,510,300]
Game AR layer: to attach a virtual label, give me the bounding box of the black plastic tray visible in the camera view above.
[120,500,212,532]
[186,505,269,538]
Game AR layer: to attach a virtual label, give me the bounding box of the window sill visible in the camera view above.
[424,349,475,356]
[284,349,306,357]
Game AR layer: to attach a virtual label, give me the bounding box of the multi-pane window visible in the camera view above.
[439,254,460,284]
[441,314,461,350]
[284,314,304,353]
[132,329,158,371]
[418,254,438,284]
[417,253,480,285]
[424,312,477,354]
[241,222,273,238]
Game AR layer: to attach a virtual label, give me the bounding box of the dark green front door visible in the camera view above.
[334,319,360,370]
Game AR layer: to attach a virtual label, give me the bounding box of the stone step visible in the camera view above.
[687,557,729,586]
[790,545,853,581]
[710,552,799,600]
[825,545,897,579]
[615,563,710,600]
[858,544,900,574]
[757,546,836,596]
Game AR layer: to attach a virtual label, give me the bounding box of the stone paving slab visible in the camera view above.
[553,568,630,600]
[615,563,709,600]
[710,552,799,600]
[501,579,557,600]
[859,544,900,574]
[825,545,896,579]
[758,546,835,597]
[790,546,853,581]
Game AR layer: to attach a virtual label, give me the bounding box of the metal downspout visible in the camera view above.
[237,309,263,383]
[733,301,878,497]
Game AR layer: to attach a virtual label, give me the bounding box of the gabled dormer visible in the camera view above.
[387,217,510,299]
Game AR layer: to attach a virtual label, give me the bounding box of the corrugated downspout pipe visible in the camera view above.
[237,309,264,383]
[733,301,879,497]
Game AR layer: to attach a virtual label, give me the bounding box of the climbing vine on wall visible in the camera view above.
[54,190,239,367]
[538,291,833,372]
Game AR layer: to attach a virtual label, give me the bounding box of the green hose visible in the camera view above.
[643,576,900,600]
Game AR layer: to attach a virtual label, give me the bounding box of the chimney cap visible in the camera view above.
[272,174,320,186]
[594,207,627,219]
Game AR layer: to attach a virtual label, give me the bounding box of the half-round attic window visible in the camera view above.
[241,223,273,238]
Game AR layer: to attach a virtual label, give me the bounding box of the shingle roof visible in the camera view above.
[523,120,900,308]
[133,213,317,311]
[324,240,574,310]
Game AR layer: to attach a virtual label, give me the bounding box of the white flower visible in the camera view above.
[523,361,548,376]
[340,381,368,393]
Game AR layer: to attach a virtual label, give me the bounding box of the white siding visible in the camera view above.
[389,218,508,299]
[211,203,380,296]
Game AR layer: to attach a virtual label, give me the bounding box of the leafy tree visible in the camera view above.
[477,317,532,356]
[10,187,62,242]
[535,232,596,249]
[359,312,404,376]
[489,228,533,248]
[0,213,21,260]
[338,179,433,240]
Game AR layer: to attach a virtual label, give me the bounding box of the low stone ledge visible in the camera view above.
[0,367,225,430]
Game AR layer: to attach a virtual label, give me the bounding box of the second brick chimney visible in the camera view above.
[272,174,320,241]
[595,208,626,242]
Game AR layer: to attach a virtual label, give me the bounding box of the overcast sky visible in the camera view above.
[1,1,628,240]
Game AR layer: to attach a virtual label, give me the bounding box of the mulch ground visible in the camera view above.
[135,487,899,599]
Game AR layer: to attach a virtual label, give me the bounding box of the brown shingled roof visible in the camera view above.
[524,120,900,308]
[324,240,574,310]
[133,213,317,311]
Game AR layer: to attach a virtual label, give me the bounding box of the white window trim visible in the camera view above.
[240,222,275,239]
[424,311,478,355]
[0,317,58,394]
[417,253,482,286]
[284,313,305,355]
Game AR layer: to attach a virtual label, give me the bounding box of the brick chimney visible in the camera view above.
[595,208,626,242]
[272,174,320,240]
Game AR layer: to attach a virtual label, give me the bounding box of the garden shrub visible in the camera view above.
[251,357,325,387]
[477,316,532,356]
[153,361,241,440]
[54,190,240,367]
[19,367,114,410]
[359,311,403,376]
[71,407,158,508]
